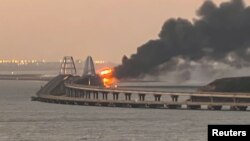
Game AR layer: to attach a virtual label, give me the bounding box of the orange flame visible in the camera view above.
[98,67,117,88]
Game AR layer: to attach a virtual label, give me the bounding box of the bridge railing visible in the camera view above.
[64,83,250,99]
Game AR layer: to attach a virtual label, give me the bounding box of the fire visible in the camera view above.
[100,68,112,76]
[98,67,117,88]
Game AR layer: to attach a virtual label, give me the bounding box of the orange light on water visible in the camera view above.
[98,67,117,88]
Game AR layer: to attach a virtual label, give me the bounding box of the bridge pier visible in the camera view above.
[67,88,71,97]
[86,91,91,99]
[75,90,79,97]
[73,90,77,97]
[75,90,79,98]
[102,92,108,100]
[68,88,71,97]
[66,88,71,97]
[70,89,73,97]
[77,90,81,98]
[138,94,146,101]
[75,90,78,97]
[125,93,132,101]
[73,89,76,97]
[84,90,87,99]
[170,95,179,102]
[113,92,119,100]
[154,94,161,101]
[80,90,85,98]
[37,84,250,111]
[74,90,77,97]
[93,91,99,100]
[65,88,69,96]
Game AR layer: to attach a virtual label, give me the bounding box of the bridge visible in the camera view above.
[33,79,250,111]
[32,56,250,111]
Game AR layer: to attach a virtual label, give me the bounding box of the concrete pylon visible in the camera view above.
[83,56,96,76]
[60,56,77,75]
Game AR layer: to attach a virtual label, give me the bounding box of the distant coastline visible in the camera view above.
[0,74,53,81]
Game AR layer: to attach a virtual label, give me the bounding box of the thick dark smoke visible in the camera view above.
[115,0,250,82]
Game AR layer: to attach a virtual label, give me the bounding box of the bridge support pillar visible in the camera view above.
[170,95,179,102]
[74,90,77,97]
[67,88,70,97]
[210,97,214,103]
[65,88,69,96]
[72,89,76,97]
[102,92,108,100]
[113,92,119,100]
[83,91,86,98]
[74,89,77,97]
[80,90,85,98]
[154,94,161,101]
[125,93,132,101]
[93,91,98,99]
[75,90,78,97]
[139,94,146,101]
[75,90,79,97]
[77,90,80,98]
[86,91,91,99]
[69,89,73,97]
[69,89,72,97]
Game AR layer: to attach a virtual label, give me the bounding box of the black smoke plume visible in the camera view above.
[115,0,250,81]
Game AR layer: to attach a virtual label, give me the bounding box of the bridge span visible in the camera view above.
[32,56,250,111]
[32,82,250,111]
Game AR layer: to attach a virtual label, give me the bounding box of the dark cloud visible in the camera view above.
[115,0,250,80]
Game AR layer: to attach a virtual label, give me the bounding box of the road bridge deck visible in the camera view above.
[32,83,250,111]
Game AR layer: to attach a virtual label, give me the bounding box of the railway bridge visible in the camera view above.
[33,82,250,111]
[32,56,250,111]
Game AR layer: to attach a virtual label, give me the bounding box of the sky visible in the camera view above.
[0,0,249,63]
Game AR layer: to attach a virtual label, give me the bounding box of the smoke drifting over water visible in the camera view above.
[115,0,250,84]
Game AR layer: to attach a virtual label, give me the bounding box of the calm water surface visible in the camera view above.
[0,80,249,141]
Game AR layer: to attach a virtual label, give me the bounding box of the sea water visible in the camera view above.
[0,80,249,141]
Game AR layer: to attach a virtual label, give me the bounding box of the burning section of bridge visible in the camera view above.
[98,67,117,88]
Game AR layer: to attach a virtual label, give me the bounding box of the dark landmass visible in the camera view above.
[199,76,250,93]
[191,76,250,104]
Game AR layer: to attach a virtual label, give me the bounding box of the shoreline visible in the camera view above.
[0,74,53,81]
